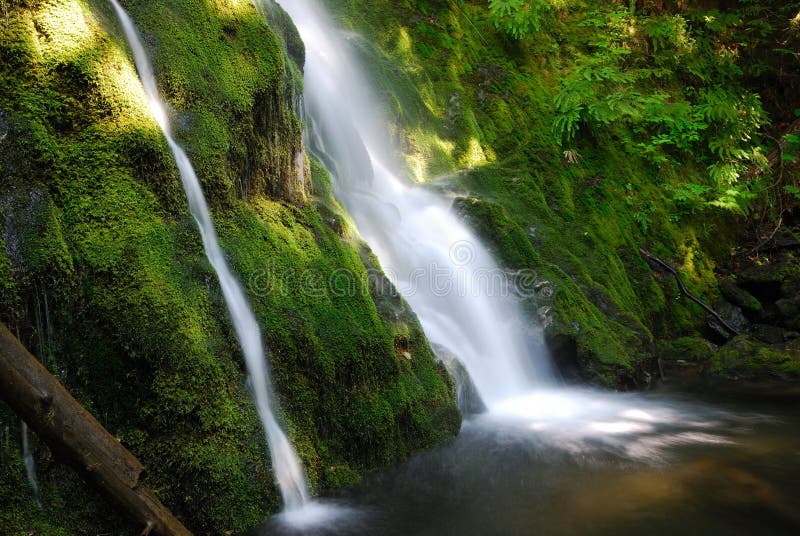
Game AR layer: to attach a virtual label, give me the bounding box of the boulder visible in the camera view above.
[776,296,800,330]
[719,280,762,316]
[750,324,786,345]
[711,335,800,380]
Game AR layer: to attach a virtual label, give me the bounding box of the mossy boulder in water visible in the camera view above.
[711,335,800,380]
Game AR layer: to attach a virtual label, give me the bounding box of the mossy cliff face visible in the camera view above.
[319,0,769,386]
[0,0,458,533]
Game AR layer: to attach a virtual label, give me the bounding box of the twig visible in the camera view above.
[639,248,740,336]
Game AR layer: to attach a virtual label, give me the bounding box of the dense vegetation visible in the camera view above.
[326,0,800,383]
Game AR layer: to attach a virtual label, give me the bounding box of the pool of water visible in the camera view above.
[246,386,800,536]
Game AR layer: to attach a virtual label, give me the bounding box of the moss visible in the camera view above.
[0,0,457,532]
[323,0,744,386]
[711,335,800,379]
[657,336,714,362]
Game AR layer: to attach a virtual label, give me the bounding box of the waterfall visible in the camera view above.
[109,0,309,511]
[277,0,554,408]
[21,421,41,508]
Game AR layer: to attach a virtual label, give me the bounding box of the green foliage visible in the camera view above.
[328,0,733,384]
[488,0,551,38]
[551,1,779,214]
[488,0,578,39]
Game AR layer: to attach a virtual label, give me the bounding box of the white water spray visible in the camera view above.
[110,0,309,510]
[21,421,41,507]
[278,0,554,408]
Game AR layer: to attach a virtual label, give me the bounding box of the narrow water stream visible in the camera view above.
[110,0,309,512]
[247,388,800,535]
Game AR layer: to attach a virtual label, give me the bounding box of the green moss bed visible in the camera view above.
[0,1,458,533]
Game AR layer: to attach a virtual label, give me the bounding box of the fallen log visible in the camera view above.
[0,322,192,536]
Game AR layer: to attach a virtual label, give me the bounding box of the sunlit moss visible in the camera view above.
[33,0,95,61]
[0,2,457,532]
[458,137,487,169]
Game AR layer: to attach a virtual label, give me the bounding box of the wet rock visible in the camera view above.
[709,302,750,338]
[537,305,553,329]
[720,280,762,315]
[432,343,486,414]
[750,324,785,345]
[711,335,800,380]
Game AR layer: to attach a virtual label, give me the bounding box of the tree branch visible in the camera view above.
[639,248,740,336]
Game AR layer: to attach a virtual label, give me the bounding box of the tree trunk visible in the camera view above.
[0,322,192,536]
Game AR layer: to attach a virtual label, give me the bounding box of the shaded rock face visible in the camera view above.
[655,229,800,384]
[246,88,310,203]
[659,237,800,382]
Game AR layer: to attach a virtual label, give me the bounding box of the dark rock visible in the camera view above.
[739,262,789,285]
[720,280,762,315]
[709,302,750,338]
[781,272,800,300]
[772,229,800,250]
[750,324,785,344]
[738,262,791,302]
[776,296,800,330]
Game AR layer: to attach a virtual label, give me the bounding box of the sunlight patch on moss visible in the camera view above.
[458,137,487,169]
[34,0,94,61]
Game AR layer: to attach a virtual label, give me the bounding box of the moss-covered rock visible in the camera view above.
[720,280,763,315]
[0,0,458,532]
[711,335,800,380]
[453,196,649,387]
[657,336,715,362]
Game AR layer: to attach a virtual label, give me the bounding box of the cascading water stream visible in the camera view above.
[277,0,554,408]
[109,0,309,511]
[240,6,789,535]
[21,421,41,508]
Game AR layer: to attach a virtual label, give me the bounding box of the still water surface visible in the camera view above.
[247,386,800,536]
